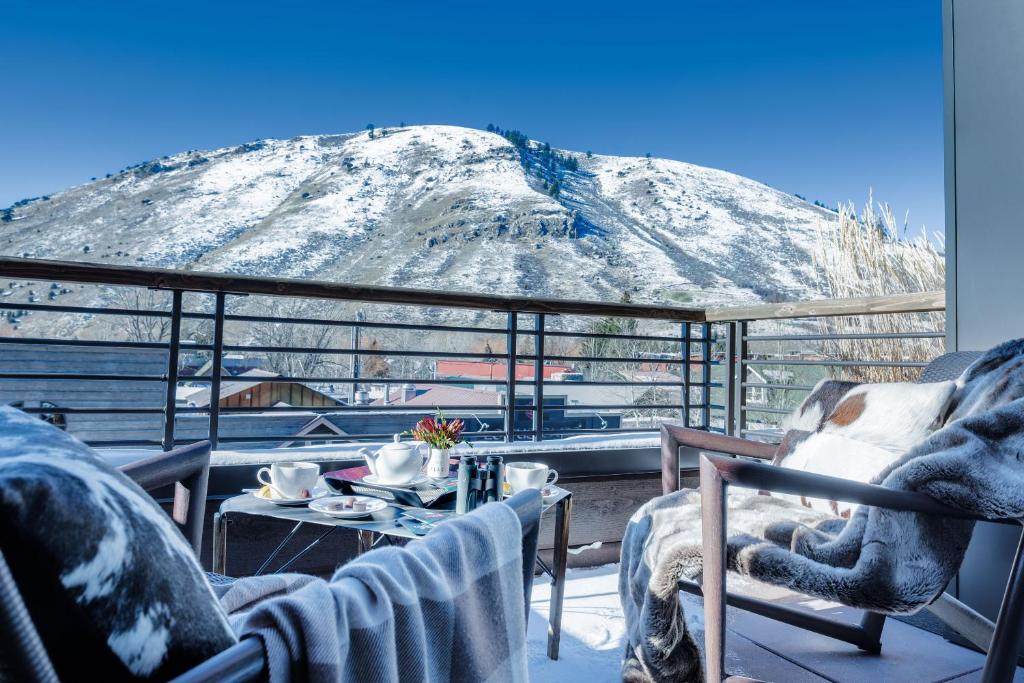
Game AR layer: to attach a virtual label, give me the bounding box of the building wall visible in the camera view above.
[0,343,167,443]
[219,382,340,409]
[944,0,1024,618]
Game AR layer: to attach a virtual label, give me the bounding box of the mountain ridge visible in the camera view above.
[0,124,836,336]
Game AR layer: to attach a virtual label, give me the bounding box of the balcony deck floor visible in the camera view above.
[526,564,1024,683]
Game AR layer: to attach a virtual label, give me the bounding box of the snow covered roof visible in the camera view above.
[435,360,572,382]
[372,384,503,408]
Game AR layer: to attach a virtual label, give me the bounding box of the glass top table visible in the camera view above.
[212,486,573,660]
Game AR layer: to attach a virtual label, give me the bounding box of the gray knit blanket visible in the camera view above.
[220,502,528,683]
[620,338,1024,682]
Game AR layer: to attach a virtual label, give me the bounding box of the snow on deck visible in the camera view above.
[528,564,626,681]
[525,564,1011,682]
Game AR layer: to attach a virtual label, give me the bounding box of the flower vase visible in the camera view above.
[426,447,451,479]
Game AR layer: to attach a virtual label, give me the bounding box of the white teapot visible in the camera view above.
[358,435,427,485]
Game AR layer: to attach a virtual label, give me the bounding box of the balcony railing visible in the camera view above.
[0,257,946,451]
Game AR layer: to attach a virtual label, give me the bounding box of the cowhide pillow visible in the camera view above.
[772,429,903,517]
[786,378,956,455]
[783,379,861,432]
[775,379,956,517]
[0,407,236,680]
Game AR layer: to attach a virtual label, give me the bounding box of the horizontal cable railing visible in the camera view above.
[0,256,946,451]
[714,294,946,441]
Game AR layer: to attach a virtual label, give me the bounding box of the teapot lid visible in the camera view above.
[382,434,411,451]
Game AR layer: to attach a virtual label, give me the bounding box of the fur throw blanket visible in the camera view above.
[620,338,1024,682]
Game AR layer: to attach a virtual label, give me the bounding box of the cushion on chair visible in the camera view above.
[783,379,861,432]
[0,407,236,681]
[775,379,957,516]
[785,378,956,453]
[772,430,908,516]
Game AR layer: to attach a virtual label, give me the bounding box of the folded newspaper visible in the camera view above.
[324,464,459,509]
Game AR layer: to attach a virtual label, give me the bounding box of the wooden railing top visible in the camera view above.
[0,257,707,322]
[705,290,945,322]
[0,257,947,323]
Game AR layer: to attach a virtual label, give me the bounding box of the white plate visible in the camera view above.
[310,496,388,519]
[363,473,430,487]
[249,487,329,507]
[504,485,561,504]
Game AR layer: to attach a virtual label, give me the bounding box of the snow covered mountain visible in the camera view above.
[1,125,835,335]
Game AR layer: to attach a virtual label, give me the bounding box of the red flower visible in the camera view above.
[404,409,469,449]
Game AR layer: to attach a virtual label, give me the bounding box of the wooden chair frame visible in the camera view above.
[658,350,1015,680]
[698,452,1024,683]
[120,441,212,556]
[662,424,890,656]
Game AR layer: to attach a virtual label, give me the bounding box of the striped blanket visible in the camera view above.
[220,502,528,683]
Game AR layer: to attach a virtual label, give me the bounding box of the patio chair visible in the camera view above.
[0,434,542,683]
[661,351,1024,682]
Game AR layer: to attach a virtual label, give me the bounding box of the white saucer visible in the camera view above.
[363,473,429,487]
[310,496,388,519]
[504,485,561,504]
[250,487,329,507]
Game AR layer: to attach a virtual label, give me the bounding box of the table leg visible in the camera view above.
[255,521,304,576]
[212,512,227,575]
[274,527,337,574]
[547,494,572,660]
[357,530,376,555]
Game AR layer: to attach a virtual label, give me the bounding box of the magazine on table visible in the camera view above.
[323,464,458,509]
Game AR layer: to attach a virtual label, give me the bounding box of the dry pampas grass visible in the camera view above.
[813,193,945,382]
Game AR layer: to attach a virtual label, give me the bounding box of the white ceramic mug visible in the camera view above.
[257,461,320,499]
[505,462,558,493]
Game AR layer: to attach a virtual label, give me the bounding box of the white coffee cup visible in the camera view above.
[257,462,320,499]
[505,462,558,493]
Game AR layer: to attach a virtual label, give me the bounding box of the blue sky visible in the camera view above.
[1,1,944,235]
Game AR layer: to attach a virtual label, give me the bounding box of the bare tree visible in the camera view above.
[110,288,171,342]
[249,300,338,377]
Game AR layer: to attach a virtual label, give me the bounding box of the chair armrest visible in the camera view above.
[169,637,265,683]
[661,423,776,494]
[119,441,212,492]
[700,452,1005,523]
[664,425,777,459]
[119,441,213,555]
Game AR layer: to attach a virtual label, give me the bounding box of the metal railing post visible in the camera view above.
[701,323,712,430]
[162,290,183,451]
[350,309,363,404]
[736,320,749,437]
[533,313,545,442]
[208,292,226,450]
[681,322,691,427]
[504,312,518,442]
[725,322,738,436]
